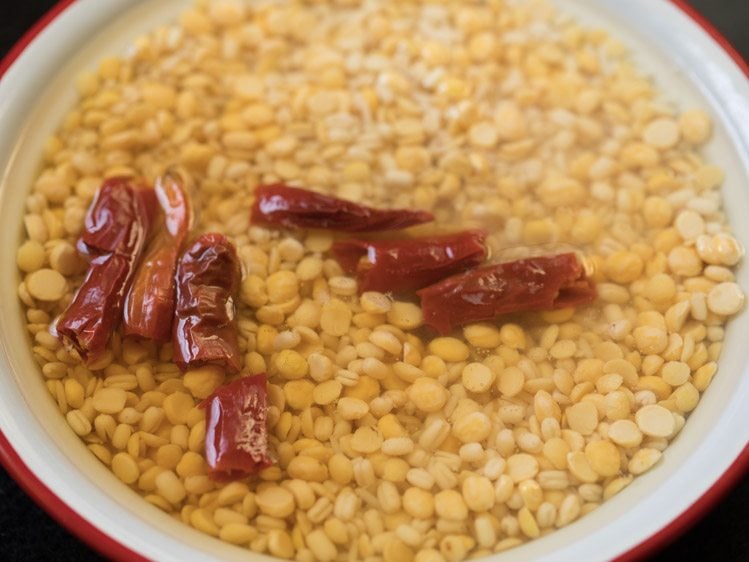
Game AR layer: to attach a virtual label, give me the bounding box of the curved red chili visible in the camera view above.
[173,233,242,373]
[57,178,156,361]
[123,170,193,342]
[202,373,272,481]
[332,230,488,293]
[251,183,434,231]
[417,253,597,334]
[75,177,156,259]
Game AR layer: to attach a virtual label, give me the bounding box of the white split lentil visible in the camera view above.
[628,449,663,475]
[642,118,681,150]
[635,405,676,438]
[707,282,745,316]
[565,402,599,436]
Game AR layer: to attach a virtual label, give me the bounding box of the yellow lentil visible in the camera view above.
[256,486,295,518]
[183,366,225,399]
[407,377,448,413]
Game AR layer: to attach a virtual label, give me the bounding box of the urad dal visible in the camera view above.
[16,0,745,560]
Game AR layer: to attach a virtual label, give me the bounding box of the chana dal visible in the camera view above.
[16,0,745,560]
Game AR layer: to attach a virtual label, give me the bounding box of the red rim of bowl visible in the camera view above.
[0,1,747,561]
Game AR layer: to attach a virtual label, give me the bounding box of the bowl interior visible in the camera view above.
[0,1,747,561]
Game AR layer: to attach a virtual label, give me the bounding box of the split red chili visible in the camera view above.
[57,177,156,361]
[331,230,488,293]
[173,233,242,373]
[250,183,434,231]
[123,171,193,342]
[202,373,272,481]
[417,253,597,334]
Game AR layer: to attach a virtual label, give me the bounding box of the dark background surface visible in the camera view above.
[0,1,747,561]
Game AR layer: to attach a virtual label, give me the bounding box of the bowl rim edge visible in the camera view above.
[0,1,747,561]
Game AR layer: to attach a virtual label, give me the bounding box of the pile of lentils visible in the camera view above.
[15,0,745,560]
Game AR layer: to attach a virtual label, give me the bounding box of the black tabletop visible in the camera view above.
[1,1,747,561]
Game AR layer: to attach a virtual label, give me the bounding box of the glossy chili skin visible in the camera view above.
[75,177,156,258]
[251,183,434,231]
[173,233,242,373]
[123,171,192,342]
[57,178,156,361]
[202,373,272,481]
[332,230,488,293]
[417,253,597,334]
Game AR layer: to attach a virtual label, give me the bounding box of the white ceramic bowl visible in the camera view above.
[1,1,747,560]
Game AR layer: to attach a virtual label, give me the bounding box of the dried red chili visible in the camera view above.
[202,373,272,481]
[251,183,434,231]
[417,253,597,334]
[173,233,242,373]
[123,171,193,342]
[331,230,487,293]
[74,177,156,259]
[57,177,156,361]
